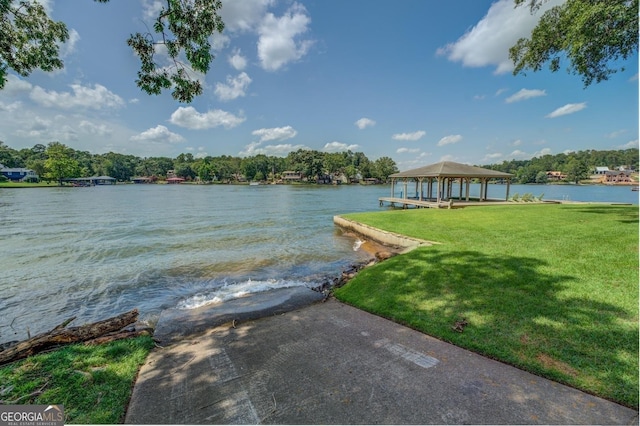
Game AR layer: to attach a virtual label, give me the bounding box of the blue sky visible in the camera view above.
[0,0,637,170]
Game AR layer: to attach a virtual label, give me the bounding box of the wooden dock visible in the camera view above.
[378,197,516,209]
[379,197,445,209]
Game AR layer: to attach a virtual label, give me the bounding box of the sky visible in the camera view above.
[0,0,638,170]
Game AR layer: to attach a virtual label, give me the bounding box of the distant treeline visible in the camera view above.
[0,141,399,183]
[479,148,639,184]
[1,141,636,185]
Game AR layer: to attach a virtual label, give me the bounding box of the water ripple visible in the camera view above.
[0,185,382,342]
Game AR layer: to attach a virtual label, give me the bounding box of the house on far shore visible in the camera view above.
[166,177,185,184]
[594,166,610,175]
[0,164,39,182]
[545,171,566,181]
[281,171,303,182]
[602,170,633,184]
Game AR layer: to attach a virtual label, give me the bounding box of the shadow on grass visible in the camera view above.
[337,247,639,408]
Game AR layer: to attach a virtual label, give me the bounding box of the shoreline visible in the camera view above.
[333,215,435,252]
[304,216,436,296]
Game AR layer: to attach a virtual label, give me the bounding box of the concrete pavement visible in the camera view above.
[125,287,638,425]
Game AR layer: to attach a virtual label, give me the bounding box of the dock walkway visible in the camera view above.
[378,196,514,209]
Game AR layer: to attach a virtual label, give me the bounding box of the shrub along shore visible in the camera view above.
[334,203,639,408]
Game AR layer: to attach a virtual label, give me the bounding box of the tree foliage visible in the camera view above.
[510,0,638,86]
[0,141,400,184]
[0,0,68,89]
[0,0,225,102]
[126,0,224,102]
[43,142,80,185]
[481,148,639,184]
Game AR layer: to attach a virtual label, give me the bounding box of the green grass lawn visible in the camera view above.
[0,181,56,188]
[335,204,639,408]
[0,336,154,424]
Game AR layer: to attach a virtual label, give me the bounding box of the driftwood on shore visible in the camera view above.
[0,309,144,366]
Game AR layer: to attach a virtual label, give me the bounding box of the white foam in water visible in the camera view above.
[352,239,364,251]
[176,279,309,310]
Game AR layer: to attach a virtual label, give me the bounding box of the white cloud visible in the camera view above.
[621,139,639,149]
[239,141,309,157]
[397,152,433,170]
[323,141,359,152]
[506,147,553,160]
[13,116,52,139]
[0,101,21,112]
[252,125,297,142]
[505,88,546,103]
[354,117,376,129]
[605,129,626,139]
[228,49,247,70]
[219,0,274,33]
[392,130,426,141]
[397,147,420,154]
[141,0,164,21]
[169,106,245,129]
[3,75,33,95]
[30,83,125,109]
[511,139,523,146]
[439,154,457,162]
[211,33,231,51]
[506,149,529,160]
[437,0,564,74]
[214,72,252,101]
[482,152,504,162]
[79,120,111,136]
[545,102,587,118]
[194,151,208,159]
[437,134,463,146]
[258,3,313,71]
[60,29,80,58]
[130,125,185,143]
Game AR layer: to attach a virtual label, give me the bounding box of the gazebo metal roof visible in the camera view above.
[389,161,513,179]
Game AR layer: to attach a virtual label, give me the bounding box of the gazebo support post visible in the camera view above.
[505,179,511,201]
[465,178,470,201]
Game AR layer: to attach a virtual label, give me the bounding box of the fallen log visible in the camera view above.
[84,328,152,346]
[0,309,139,366]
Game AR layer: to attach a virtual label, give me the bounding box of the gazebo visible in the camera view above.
[383,161,514,207]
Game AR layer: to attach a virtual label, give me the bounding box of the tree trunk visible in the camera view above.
[0,309,139,366]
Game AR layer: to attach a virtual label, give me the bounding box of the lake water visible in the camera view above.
[0,183,636,343]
